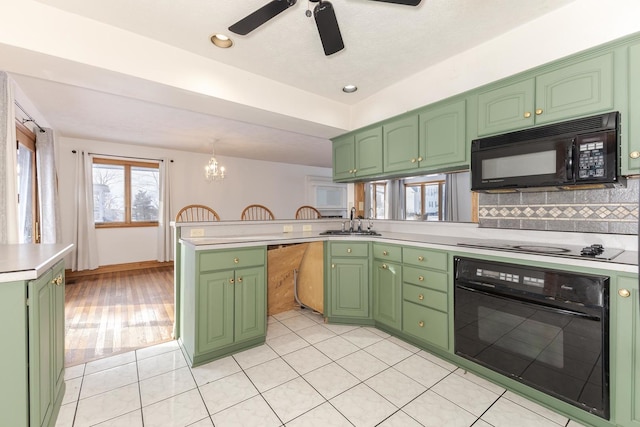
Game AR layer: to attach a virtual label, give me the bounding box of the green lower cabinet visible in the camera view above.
[373,259,402,330]
[330,258,370,318]
[402,300,448,350]
[234,267,266,342]
[614,274,640,427]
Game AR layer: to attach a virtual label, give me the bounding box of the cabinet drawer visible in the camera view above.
[199,247,265,272]
[403,247,447,271]
[403,301,448,349]
[373,243,402,262]
[403,266,448,293]
[403,283,447,312]
[330,242,369,257]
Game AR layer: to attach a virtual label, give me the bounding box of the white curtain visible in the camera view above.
[387,179,406,220]
[36,128,61,243]
[0,72,19,244]
[157,158,173,262]
[444,173,459,221]
[72,151,99,271]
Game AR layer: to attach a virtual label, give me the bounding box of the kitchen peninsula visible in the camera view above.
[173,219,638,427]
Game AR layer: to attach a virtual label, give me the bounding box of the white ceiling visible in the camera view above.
[3,0,582,167]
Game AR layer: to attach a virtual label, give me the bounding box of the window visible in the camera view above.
[92,158,159,227]
[16,121,38,242]
[366,182,387,219]
[405,179,445,221]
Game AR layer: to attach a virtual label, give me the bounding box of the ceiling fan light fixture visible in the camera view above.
[211,33,233,48]
[342,84,357,93]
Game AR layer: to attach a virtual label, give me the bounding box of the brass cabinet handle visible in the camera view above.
[417,156,423,162]
[347,248,352,253]
[331,263,335,268]
[535,108,543,115]
[353,169,357,174]
[237,277,243,283]
[411,158,417,163]
[233,257,239,264]
[229,278,235,284]
[418,276,424,281]
[383,250,388,256]
[382,264,388,269]
[524,112,532,118]
[417,256,424,262]
[50,275,63,286]
[629,151,640,159]
[418,321,424,327]
[618,288,631,298]
[418,294,424,301]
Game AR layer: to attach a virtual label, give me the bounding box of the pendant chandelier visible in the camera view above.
[205,140,226,182]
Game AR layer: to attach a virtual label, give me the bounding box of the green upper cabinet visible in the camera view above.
[333,128,383,181]
[626,42,640,175]
[383,115,420,173]
[478,53,614,136]
[418,99,467,170]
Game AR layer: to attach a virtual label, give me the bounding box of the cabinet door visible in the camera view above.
[28,271,54,427]
[477,79,535,136]
[383,116,419,173]
[333,134,355,181]
[234,266,266,343]
[354,127,383,178]
[614,275,640,427]
[625,43,640,175]
[403,301,448,350]
[51,263,65,399]
[419,99,467,169]
[535,53,614,125]
[373,260,402,330]
[198,270,234,353]
[330,258,369,318]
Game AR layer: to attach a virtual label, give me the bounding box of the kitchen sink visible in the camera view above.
[319,229,381,236]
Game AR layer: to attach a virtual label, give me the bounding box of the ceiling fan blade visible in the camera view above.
[314,1,344,56]
[229,0,297,35]
[368,0,421,5]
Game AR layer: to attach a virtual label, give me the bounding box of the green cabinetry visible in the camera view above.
[418,98,467,170]
[326,241,371,321]
[0,260,66,427]
[626,42,640,175]
[614,274,640,427]
[179,245,266,366]
[382,116,419,173]
[372,243,402,330]
[333,128,383,181]
[401,247,449,350]
[477,53,614,136]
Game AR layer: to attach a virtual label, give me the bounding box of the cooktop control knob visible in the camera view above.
[580,244,605,256]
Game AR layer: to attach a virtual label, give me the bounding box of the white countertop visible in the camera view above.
[180,231,639,274]
[0,244,74,282]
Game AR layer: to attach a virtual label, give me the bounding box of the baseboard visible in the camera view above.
[65,260,174,279]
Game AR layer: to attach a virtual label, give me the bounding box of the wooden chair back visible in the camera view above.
[175,204,220,222]
[295,205,322,219]
[241,204,275,221]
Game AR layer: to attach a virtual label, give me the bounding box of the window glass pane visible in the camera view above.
[425,184,440,221]
[375,184,385,219]
[131,166,159,222]
[405,186,422,220]
[17,145,34,242]
[93,163,125,223]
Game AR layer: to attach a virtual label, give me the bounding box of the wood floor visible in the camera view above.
[64,266,175,367]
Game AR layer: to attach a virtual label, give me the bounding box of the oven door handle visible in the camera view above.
[455,284,601,321]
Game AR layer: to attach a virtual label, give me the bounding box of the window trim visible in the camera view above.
[405,179,445,221]
[92,157,160,228]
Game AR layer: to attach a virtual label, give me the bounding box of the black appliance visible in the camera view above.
[454,257,610,419]
[471,112,625,192]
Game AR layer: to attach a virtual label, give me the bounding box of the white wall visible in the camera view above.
[56,137,332,267]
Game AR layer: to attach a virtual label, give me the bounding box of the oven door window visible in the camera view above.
[455,288,607,418]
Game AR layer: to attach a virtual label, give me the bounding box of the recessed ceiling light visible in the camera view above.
[211,33,233,48]
[342,84,358,93]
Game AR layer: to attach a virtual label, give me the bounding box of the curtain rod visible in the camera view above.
[72,150,173,163]
[14,101,45,133]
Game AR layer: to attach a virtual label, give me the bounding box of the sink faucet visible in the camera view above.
[350,207,356,232]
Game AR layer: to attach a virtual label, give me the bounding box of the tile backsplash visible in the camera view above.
[478,178,639,234]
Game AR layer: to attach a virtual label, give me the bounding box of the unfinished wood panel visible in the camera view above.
[296,241,324,314]
[354,182,365,218]
[267,244,308,315]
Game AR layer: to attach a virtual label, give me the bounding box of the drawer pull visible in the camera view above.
[233,257,239,264]
[418,294,424,301]
[618,288,631,298]
[237,277,243,283]
[347,248,352,253]
[229,278,235,284]
[383,250,388,256]
[382,264,388,269]
[417,256,424,262]
[418,321,424,327]
[418,276,424,281]
[630,151,640,159]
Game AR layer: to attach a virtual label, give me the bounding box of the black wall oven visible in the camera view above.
[454,257,610,419]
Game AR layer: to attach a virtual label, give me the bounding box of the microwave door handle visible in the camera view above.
[566,140,575,180]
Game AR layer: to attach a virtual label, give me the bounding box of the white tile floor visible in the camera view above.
[56,308,590,427]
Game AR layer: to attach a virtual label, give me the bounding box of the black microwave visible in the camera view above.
[471,112,625,192]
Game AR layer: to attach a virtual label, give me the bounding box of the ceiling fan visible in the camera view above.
[228,0,422,56]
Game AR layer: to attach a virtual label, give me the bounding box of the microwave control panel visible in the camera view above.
[578,140,605,178]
